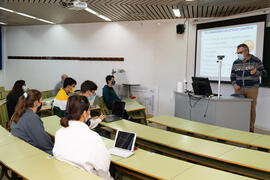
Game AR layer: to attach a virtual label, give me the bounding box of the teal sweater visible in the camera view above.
[102,85,120,110]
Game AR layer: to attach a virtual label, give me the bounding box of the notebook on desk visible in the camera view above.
[109,130,136,158]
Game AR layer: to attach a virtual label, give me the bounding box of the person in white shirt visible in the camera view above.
[80,80,105,129]
[53,95,113,180]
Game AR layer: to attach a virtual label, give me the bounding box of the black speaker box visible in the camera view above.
[176,24,185,34]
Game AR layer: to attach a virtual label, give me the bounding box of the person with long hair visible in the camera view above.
[11,89,53,155]
[53,95,113,180]
[6,80,27,119]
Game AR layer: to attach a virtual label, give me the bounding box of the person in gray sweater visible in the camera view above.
[11,89,53,155]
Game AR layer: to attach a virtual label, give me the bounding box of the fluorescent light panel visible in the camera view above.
[0,6,55,24]
[173,8,181,17]
[0,22,7,25]
[85,7,111,21]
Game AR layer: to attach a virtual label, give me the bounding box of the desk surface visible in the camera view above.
[9,151,102,180]
[123,99,145,112]
[41,97,55,111]
[172,165,253,180]
[148,115,268,149]
[0,125,101,180]
[175,92,253,102]
[42,116,251,180]
[101,119,270,173]
[101,120,235,158]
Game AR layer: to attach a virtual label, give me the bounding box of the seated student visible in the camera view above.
[80,80,105,129]
[53,77,77,117]
[103,75,131,120]
[6,80,27,119]
[102,75,120,110]
[11,89,53,155]
[54,74,68,96]
[53,95,113,180]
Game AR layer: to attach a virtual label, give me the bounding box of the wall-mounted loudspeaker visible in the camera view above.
[176,24,185,34]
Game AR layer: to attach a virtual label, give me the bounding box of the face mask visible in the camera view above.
[112,80,116,86]
[23,86,28,92]
[237,54,245,61]
[88,95,95,101]
[71,88,75,93]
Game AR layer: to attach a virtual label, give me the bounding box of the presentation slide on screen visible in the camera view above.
[196,22,265,81]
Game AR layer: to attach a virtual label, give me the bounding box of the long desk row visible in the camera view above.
[99,119,270,179]
[0,125,102,180]
[148,115,270,151]
[41,115,252,180]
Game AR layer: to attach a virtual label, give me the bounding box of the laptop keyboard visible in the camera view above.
[109,147,134,158]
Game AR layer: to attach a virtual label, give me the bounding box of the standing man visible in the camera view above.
[54,74,68,96]
[231,44,267,132]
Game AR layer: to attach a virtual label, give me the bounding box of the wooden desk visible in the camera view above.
[41,97,55,111]
[123,99,146,112]
[41,116,252,180]
[0,126,102,180]
[173,165,252,180]
[148,115,268,151]
[101,119,270,179]
[8,151,102,180]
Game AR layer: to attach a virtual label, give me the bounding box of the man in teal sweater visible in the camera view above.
[102,75,120,110]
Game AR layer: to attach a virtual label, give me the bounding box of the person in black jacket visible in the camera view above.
[6,80,27,119]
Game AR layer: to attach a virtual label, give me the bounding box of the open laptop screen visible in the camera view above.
[114,131,136,151]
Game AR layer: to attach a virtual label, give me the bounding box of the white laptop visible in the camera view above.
[109,130,136,158]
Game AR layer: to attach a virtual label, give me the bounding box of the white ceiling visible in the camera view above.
[0,0,270,26]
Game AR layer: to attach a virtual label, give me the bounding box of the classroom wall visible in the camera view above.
[3,19,188,116]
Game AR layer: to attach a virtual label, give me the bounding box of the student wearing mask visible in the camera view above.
[102,75,120,110]
[7,80,27,119]
[80,80,105,129]
[102,75,133,121]
[53,95,113,180]
[53,77,77,117]
[11,89,53,155]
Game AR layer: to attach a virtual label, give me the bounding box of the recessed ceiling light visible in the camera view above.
[0,6,55,24]
[85,7,111,21]
[84,7,98,15]
[173,9,181,17]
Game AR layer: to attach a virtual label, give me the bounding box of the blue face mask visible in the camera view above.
[23,85,28,92]
[88,93,96,101]
[237,54,245,61]
[88,96,94,101]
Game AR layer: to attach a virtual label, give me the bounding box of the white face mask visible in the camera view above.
[237,53,245,61]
